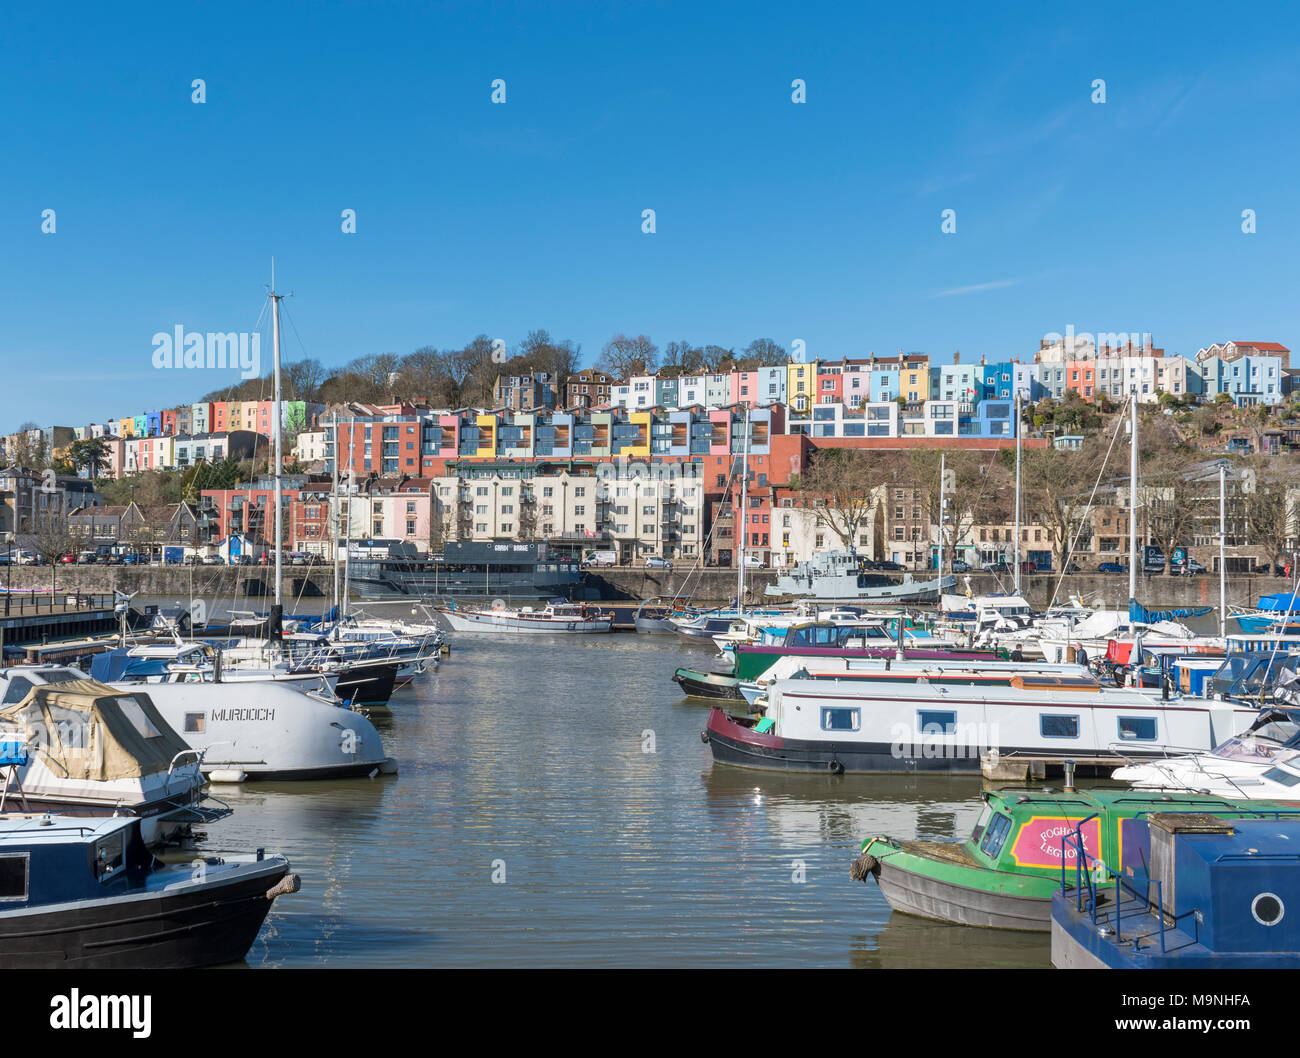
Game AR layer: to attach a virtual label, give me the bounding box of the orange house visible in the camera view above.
[1066,360,1096,400]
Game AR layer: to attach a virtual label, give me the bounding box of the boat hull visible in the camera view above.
[441,609,612,634]
[875,859,1053,932]
[673,668,746,701]
[0,861,290,969]
[332,662,399,706]
[704,707,982,774]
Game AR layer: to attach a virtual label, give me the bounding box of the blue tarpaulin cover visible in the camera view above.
[1129,598,1214,624]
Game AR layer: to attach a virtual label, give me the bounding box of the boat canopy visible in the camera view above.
[1128,599,1214,624]
[88,649,174,683]
[0,679,190,782]
[1258,592,1300,613]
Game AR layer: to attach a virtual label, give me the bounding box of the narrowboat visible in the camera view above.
[853,788,1284,932]
[1052,811,1300,968]
[703,659,1254,774]
[0,813,298,968]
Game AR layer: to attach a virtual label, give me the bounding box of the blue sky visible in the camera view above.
[1,0,1298,431]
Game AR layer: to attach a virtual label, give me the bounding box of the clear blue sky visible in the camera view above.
[2,0,1298,432]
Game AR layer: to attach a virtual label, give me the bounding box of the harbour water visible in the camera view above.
[177,605,1048,968]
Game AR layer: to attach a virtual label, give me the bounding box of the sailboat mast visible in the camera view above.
[1013,389,1021,594]
[938,450,946,580]
[1128,395,1138,606]
[269,263,284,638]
[331,411,340,614]
[736,406,750,616]
[1219,463,1227,639]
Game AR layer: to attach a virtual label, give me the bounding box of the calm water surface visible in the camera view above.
[181,608,1049,968]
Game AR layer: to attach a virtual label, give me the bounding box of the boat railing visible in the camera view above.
[1060,817,1191,955]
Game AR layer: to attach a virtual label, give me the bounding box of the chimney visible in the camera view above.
[953,350,960,364]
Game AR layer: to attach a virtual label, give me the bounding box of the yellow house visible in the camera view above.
[625,412,653,458]
[901,356,930,404]
[786,360,817,413]
[475,413,497,457]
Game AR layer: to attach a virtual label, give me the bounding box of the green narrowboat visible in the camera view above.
[851,788,1289,932]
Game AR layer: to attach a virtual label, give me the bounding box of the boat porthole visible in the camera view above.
[1252,892,1285,926]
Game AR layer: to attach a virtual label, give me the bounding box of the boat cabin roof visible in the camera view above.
[0,813,135,845]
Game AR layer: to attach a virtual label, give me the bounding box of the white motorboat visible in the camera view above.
[84,653,398,781]
[1110,710,1300,798]
[437,601,614,634]
[0,667,221,845]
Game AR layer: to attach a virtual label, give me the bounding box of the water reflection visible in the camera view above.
[157,608,1049,967]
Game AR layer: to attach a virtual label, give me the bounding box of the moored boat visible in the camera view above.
[437,600,614,634]
[853,787,1284,932]
[704,660,1256,775]
[0,813,298,968]
[1051,810,1300,967]
[0,670,222,845]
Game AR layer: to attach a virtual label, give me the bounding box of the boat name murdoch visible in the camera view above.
[210,708,276,722]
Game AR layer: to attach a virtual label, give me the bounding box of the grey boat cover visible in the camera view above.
[0,678,190,782]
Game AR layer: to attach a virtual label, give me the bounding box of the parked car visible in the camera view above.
[741,554,765,569]
[1172,557,1206,576]
[289,552,308,566]
[981,561,1010,574]
[875,560,906,572]
[645,556,673,570]
[1098,562,1128,574]
[202,554,224,565]
[949,561,971,573]
[59,552,77,564]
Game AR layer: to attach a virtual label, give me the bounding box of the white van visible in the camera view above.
[583,549,618,567]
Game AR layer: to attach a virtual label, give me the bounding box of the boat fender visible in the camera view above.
[828,758,845,776]
[267,874,302,900]
[849,853,880,882]
[700,730,710,744]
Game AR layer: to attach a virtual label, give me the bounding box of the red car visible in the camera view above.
[59,552,76,563]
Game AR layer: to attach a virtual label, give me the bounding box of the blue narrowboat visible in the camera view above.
[1052,810,1300,968]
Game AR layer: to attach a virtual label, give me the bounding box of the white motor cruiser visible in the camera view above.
[85,653,397,782]
[0,668,220,845]
[437,600,614,634]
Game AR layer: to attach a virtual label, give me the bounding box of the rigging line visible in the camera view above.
[1046,395,1130,614]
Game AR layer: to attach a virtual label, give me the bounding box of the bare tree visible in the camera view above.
[29,503,80,595]
[600,334,658,380]
[1243,460,1300,570]
[791,450,905,550]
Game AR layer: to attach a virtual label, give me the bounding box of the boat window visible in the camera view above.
[184,713,206,733]
[969,803,993,847]
[94,832,125,882]
[1040,714,1080,739]
[0,853,28,900]
[820,707,860,732]
[979,813,1013,858]
[917,710,957,735]
[1262,766,1300,787]
[115,697,163,739]
[0,677,34,706]
[1117,716,1158,741]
